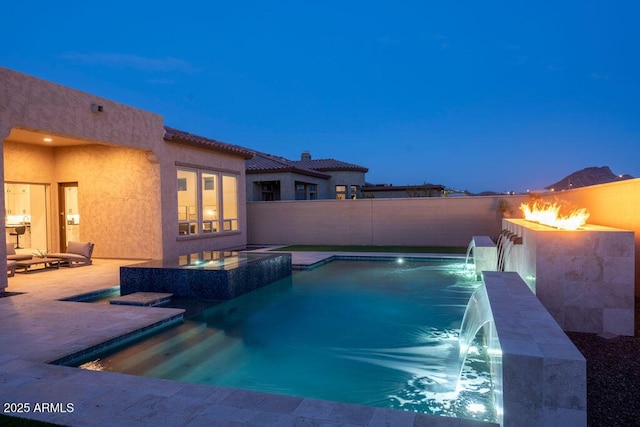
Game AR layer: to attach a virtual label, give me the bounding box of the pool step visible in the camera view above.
[110,292,173,307]
[149,328,240,379]
[103,322,209,373]
[109,323,231,377]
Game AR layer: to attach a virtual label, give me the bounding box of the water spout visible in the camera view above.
[458,284,494,384]
[465,236,498,279]
[496,230,523,272]
[464,240,475,270]
[495,230,511,271]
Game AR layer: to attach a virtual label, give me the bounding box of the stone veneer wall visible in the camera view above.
[538,178,640,296]
[503,219,635,336]
[482,272,586,427]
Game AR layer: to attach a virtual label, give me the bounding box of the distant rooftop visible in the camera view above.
[246,150,368,177]
[292,158,369,172]
[163,126,254,159]
[246,152,330,178]
[291,150,368,172]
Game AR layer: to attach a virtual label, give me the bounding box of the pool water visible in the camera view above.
[79,259,496,422]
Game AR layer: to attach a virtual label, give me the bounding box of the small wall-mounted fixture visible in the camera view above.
[90,103,104,113]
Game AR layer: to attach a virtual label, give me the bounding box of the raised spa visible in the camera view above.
[120,251,292,299]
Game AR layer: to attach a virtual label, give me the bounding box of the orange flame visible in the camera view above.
[520,202,590,230]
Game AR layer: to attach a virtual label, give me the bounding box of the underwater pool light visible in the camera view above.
[467,402,486,414]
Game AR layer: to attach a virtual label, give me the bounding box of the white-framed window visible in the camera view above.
[177,168,239,236]
[335,185,347,200]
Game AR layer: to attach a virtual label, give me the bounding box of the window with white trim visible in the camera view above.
[177,168,239,236]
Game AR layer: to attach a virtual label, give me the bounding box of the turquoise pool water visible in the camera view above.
[79,259,495,422]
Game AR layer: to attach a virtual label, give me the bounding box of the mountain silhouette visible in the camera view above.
[545,166,634,190]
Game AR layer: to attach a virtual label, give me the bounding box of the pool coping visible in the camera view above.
[481,272,587,426]
[58,285,121,302]
[1,252,497,426]
[262,250,466,270]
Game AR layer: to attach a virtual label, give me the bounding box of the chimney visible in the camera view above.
[301,150,311,161]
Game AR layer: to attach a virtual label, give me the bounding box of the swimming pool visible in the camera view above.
[77,258,496,423]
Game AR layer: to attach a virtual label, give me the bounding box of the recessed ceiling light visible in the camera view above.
[43,137,53,142]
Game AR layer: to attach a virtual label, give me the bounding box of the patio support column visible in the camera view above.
[0,124,11,290]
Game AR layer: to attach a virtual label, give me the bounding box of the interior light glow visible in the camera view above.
[43,137,53,142]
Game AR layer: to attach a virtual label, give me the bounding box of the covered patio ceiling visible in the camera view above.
[4,127,94,148]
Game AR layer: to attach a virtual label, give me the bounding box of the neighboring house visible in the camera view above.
[360,183,445,198]
[0,67,253,290]
[246,150,368,201]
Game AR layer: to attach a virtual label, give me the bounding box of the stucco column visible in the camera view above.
[0,124,11,290]
[145,150,164,260]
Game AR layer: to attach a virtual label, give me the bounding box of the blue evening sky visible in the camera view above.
[3,1,639,193]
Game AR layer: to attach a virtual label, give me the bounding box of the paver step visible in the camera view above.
[109,292,172,307]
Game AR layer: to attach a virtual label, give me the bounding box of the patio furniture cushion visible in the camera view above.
[67,241,93,258]
[6,242,32,261]
[47,242,94,267]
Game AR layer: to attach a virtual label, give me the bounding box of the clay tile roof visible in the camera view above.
[163,126,254,159]
[292,159,369,172]
[246,152,331,178]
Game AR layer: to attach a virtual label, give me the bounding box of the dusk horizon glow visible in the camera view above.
[3,1,639,193]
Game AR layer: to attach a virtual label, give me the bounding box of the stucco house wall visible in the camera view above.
[162,142,248,259]
[246,170,367,201]
[325,170,367,198]
[3,141,161,260]
[246,172,327,201]
[0,66,165,267]
[245,152,368,201]
[1,67,249,289]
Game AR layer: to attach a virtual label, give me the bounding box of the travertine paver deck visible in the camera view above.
[0,296,183,363]
[0,253,494,426]
[5,258,138,300]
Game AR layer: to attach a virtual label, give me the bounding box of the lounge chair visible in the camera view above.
[47,241,95,267]
[7,260,17,277]
[6,242,32,261]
